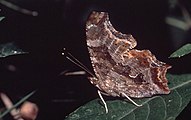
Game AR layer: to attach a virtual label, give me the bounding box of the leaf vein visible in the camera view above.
[175,89,183,111]
[118,96,160,120]
[170,79,191,90]
[161,97,167,120]
[145,103,150,120]
[132,112,135,120]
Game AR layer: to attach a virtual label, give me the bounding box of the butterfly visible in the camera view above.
[85,11,171,113]
[63,11,171,113]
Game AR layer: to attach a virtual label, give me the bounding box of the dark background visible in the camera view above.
[0,0,191,119]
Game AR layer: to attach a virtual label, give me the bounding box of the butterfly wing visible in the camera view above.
[86,11,171,98]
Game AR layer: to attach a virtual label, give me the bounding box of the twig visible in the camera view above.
[0,93,23,120]
[166,2,191,31]
[0,0,38,16]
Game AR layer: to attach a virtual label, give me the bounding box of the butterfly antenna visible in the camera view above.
[62,48,95,77]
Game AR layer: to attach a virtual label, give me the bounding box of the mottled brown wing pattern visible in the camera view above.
[86,11,171,98]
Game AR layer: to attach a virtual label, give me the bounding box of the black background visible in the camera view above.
[0,0,191,119]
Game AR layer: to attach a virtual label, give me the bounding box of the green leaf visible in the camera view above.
[0,17,5,21]
[65,74,191,120]
[0,91,36,118]
[169,43,191,58]
[0,42,27,58]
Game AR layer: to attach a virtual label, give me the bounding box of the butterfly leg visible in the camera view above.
[98,90,108,113]
[121,92,142,107]
[99,90,110,96]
